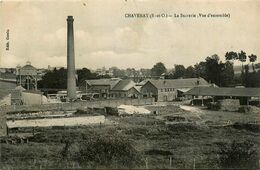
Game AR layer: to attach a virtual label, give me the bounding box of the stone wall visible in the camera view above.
[219,99,240,112]
[1,98,154,113]
[157,91,176,102]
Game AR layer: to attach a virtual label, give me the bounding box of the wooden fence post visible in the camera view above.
[145,157,148,169]
[193,158,196,170]
[169,156,172,169]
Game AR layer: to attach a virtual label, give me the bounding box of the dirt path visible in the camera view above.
[179,105,206,120]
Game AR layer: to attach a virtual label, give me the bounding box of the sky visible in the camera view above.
[0,0,260,69]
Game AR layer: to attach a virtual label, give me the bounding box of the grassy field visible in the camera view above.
[1,104,260,169]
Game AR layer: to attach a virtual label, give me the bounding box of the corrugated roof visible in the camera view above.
[146,78,209,89]
[111,79,136,91]
[184,87,260,97]
[86,79,121,89]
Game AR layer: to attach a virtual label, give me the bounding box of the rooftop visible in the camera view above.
[184,87,260,97]
[145,78,210,89]
[86,78,121,89]
[111,79,135,91]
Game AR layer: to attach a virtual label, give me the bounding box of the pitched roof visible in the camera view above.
[86,79,121,89]
[21,64,36,70]
[145,78,209,89]
[184,87,260,97]
[133,85,142,92]
[15,86,26,91]
[136,79,149,86]
[111,79,136,91]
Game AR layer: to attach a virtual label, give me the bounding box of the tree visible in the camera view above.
[110,67,126,78]
[185,66,196,78]
[197,54,234,86]
[248,54,257,72]
[173,65,186,79]
[194,62,206,78]
[38,67,67,89]
[77,68,98,85]
[220,61,235,87]
[151,62,166,76]
[38,67,99,89]
[225,51,238,63]
[140,69,151,77]
[238,50,247,73]
[204,54,222,85]
[218,140,258,169]
[238,51,247,86]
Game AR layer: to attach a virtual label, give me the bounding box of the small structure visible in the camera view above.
[21,90,48,105]
[16,61,38,90]
[184,87,260,106]
[79,78,121,98]
[110,79,141,98]
[11,86,25,105]
[11,86,48,105]
[140,78,210,102]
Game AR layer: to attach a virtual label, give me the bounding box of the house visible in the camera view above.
[140,78,210,102]
[110,79,141,98]
[16,61,38,90]
[184,86,260,106]
[79,78,121,98]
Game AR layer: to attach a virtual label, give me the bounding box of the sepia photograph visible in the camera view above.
[0,0,260,169]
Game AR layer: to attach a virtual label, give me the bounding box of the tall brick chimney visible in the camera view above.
[67,16,76,100]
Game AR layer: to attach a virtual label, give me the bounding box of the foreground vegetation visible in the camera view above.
[1,105,260,169]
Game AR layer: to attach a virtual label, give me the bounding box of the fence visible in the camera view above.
[0,98,154,113]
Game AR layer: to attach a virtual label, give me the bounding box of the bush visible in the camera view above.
[145,149,172,156]
[232,122,260,133]
[61,135,143,168]
[74,108,106,116]
[218,140,259,169]
[206,102,220,110]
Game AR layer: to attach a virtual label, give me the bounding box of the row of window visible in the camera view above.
[109,93,127,98]
[161,88,175,92]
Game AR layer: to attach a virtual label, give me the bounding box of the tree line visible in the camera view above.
[151,51,259,87]
[38,50,259,89]
[38,68,105,89]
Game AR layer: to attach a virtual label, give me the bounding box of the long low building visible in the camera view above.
[140,78,211,102]
[184,87,260,105]
[79,77,212,101]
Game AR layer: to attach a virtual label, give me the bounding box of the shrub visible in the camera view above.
[218,140,259,169]
[232,122,260,133]
[145,149,172,156]
[60,135,143,168]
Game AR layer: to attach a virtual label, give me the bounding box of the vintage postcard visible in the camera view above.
[0,0,260,169]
